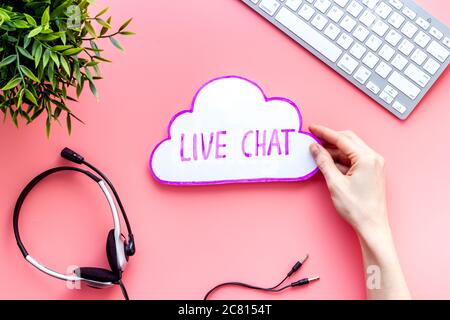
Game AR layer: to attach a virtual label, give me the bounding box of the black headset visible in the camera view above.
[13,148,135,300]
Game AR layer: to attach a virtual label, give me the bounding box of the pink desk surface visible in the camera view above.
[1,0,449,300]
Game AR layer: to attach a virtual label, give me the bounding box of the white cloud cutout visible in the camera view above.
[150,76,319,185]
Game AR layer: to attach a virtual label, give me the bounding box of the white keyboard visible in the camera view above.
[242,0,450,120]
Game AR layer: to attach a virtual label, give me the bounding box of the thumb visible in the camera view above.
[310,143,343,185]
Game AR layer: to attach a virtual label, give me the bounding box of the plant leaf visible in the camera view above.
[17,47,34,60]
[62,48,84,56]
[0,55,17,68]
[109,37,124,51]
[42,49,51,68]
[95,7,109,18]
[119,18,133,32]
[1,77,22,91]
[84,21,97,38]
[89,80,99,99]
[20,65,40,82]
[93,55,112,63]
[34,44,42,68]
[25,89,38,106]
[28,25,43,38]
[66,113,72,135]
[60,56,70,75]
[46,114,51,138]
[95,18,111,29]
[24,13,37,26]
[50,51,60,67]
[119,31,136,36]
[52,45,73,51]
[17,88,25,108]
[41,7,50,26]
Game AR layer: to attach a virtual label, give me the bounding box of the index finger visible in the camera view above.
[309,124,361,157]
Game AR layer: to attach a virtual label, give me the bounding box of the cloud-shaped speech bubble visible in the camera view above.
[150,76,319,185]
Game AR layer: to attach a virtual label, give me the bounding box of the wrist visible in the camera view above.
[351,206,390,237]
[357,221,396,259]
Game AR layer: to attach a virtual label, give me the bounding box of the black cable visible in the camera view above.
[204,257,313,300]
[268,275,289,290]
[203,281,292,300]
[118,280,130,300]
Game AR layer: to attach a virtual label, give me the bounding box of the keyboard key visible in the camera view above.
[416,17,430,30]
[372,20,389,37]
[379,44,395,61]
[393,101,407,114]
[402,7,416,20]
[444,37,450,49]
[404,63,431,87]
[391,54,408,70]
[375,61,392,78]
[423,58,440,75]
[366,81,380,94]
[429,27,443,40]
[347,1,363,17]
[334,0,349,7]
[414,31,431,48]
[426,40,449,62]
[324,23,341,40]
[350,42,366,59]
[388,12,405,29]
[398,39,414,55]
[340,15,357,32]
[299,4,315,21]
[314,0,331,13]
[259,0,281,16]
[388,0,403,10]
[380,91,394,104]
[285,0,303,11]
[384,85,398,98]
[366,34,382,51]
[275,7,343,62]
[338,53,359,74]
[375,2,392,19]
[362,0,380,10]
[328,6,344,23]
[353,25,369,42]
[388,71,421,99]
[311,13,328,30]
[354,66,372,84]
[337,32,354,49]
[362,51,379,68]
[385,30,402,46]
[359,10,376,27]
[401,21,418,38]
[410,48,427,65]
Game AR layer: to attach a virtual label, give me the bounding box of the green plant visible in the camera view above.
[0,0,134,136]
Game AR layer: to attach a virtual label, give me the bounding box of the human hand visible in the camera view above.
[308,124,390,237]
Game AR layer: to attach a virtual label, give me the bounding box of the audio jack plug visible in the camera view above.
[287,254,309,277]
[291,276,320,287]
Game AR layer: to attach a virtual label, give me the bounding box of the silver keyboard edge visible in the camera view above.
[241,0,450,120]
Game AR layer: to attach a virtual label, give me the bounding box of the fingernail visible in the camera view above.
[310,143,320,158]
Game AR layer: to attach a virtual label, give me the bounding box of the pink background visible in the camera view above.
[0,0,449,300]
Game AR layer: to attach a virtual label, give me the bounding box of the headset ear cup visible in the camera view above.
[106,229,120,274]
